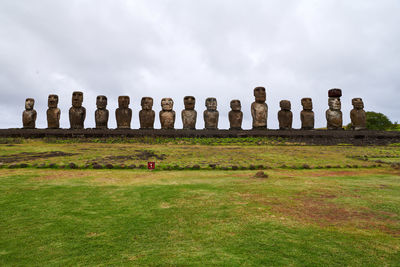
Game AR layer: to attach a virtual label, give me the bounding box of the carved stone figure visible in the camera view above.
[47,94,60,129]
[300,98,314,130]
[251,87,268,129]
[326,89,343,130]
[229,100,243,130]
[204,97,219,130]
[116,96,132,129]
[69,91,86,129]
[139,97,155,129]
[350,98,367,130]
[160,98,175,129]
[278,100,293,130]
[95,95,109,129]
[182,96,197,130]
[22,98,37,129]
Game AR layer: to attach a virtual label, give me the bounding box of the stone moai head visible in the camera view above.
[48,94,59,108]
[184,96,196,110]
[328,88,342,111]
[352,98,364,110]
[230,100,241,111]
[72,91,83,108]
[254,87,266,103]
[141,97,153,110]
[280,100,291,111]
[301,98,312,110]
[161,98,174,111]
[25,98,35,110]
[205,97,217,111]
[96,95,107,109]
[118,96,130,109]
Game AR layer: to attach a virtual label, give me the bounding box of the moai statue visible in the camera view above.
[95,95,109,129]
[160,98,175,129]
[326,88,343,130]
[300,98,314,130]
[229,100,243,130]
[69,91,86,129]
[204,97,219,130]
[116,96,132,129]
[251,87,268,129]
[139,97,155,129]
[350,98,367,130]
[182,96,197,130]
[47,94,60,129]
[278,100,293,130]
[22,98,37,129]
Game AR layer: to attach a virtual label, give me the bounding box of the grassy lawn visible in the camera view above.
[0,139,400,266]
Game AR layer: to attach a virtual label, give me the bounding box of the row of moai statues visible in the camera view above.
[22,88,367,130]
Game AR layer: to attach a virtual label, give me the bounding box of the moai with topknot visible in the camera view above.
[182,96,197,130]
[47,94,60,129]
[160,98,175,129]
[139,97,155,129]
[300,98,314,130]
[69,91,86,129]
[326,89,343,130]
[229,100,243,130]
[204,97,219,130]
[22,98,37,129]
[116,96,132,129]
[95,95,109,129]
[251,87,268,129]
[278,100,293,130]
[350,98,367,130]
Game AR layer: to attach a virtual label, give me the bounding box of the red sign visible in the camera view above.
[148,162,155,170]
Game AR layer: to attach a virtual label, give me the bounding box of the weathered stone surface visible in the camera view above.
[278,100,292,130]
[160,98,175,129]
[95,95,109,129]
[251,87,268,129]
[22,98,37,129]
[300,97,314,130]
[351,98,367,130]
[328,88,342,97]
[47,94,60,129]
[229,99,243,130]
[182,96,197,130]
[326,89,343,130]
[139,97,155,129]
[203,97,219,130]
[116,96,132,129]
[69,91,86,129]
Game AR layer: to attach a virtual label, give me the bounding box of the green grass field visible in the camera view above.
[1,139,400,266]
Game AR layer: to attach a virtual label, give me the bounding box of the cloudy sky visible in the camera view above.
[0,0,399,129]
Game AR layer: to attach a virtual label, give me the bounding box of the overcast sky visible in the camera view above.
[0,0,399,129]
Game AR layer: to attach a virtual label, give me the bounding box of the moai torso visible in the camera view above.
[95,95,109,129]
[350,98,367,130]
[229,100,243,130]
[204,97,219,130]
[69,91,86,129]
[326,89,343,130]
[278,100,292,130]
[182,96,197,130]
[22,98,37,129]
[300,98,314,130]
[251,87,268,129]
[47,94,60,129]
[116,96,132,129]
[139,97,155,129]
[160,98,175,129]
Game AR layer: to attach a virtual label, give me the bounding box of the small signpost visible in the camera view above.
[148,162,155,170]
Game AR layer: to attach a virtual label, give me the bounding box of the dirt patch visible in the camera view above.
[88,150,167,165]
[0,151,78,164]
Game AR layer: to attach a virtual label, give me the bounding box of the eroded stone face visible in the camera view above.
[160,98,175,129]
[182,96,197,129]
[301,98,314,130]
[95,95,108,129]
[326,95,342,130]
[161,98,174,111]
[22,98,36,129]
[251,87,268,129]
[278,100,292,130]
[116,96,132,129]
[204,97,219,129]
[139,97,155,129]
[351,98,366,130]
[69,91,86,129]
[47,94,60,129]
[229,100,243,130]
